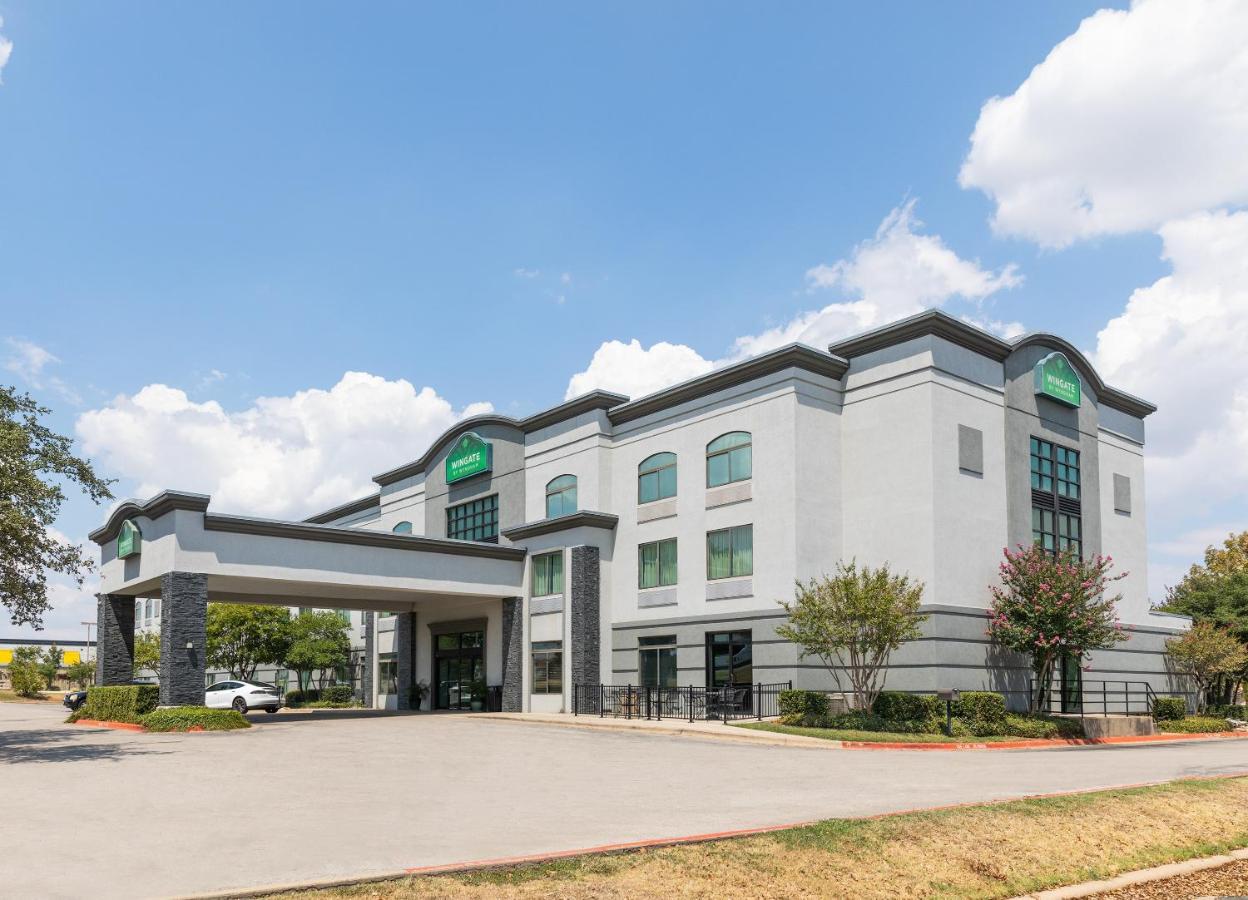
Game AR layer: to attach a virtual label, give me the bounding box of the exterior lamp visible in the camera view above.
[936,689,960,736]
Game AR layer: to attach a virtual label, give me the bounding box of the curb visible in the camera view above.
[73,718,146,732]
[837,731,1248,751]
[1012,846,1248,899]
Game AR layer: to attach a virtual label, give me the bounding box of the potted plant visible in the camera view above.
[469,677,487,712]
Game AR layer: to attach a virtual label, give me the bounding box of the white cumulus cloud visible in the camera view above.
[960,0,1248,247]
[76,372,492,520]
[564,339,714,401]
[0,17,12,83]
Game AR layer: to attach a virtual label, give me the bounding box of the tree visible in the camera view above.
[282,610,352,691]
[0,386,114,627]
[36,644,61,689]
[65,658,94,689]
[8,646,45,697]
[133,631,161,677]
[987,545,1128,713]
[776,561,928,712]
[206,604,293,680]
[1166,623,1248,712]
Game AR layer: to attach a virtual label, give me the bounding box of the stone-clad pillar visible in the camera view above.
[360,611,374,709]
[159,572,207,707]
[395,611,416,710]
[500,596,523,712]
[569,545,601,687]
[95,594,135,686]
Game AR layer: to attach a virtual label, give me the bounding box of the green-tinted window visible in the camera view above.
[1030,435,1082,560]
[639,636,677,688]
[1058,512,1082,558]
[638,452,678,503]
[1031,506,1056,552]
[531,551,564,597]
[446,494,499,542]
[707,524,752,580]
[378,652,397,695]
[392,521,413,534]
[545,474,577,518]
[1029,438,1054,492]
[531,641,563,694]
[1056,446,1080,500]
[707,432,752,488]
[638,538,678,589]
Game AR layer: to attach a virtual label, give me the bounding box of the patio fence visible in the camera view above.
[572,682,792,724]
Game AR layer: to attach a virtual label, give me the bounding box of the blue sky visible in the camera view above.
[3,1,1247,638]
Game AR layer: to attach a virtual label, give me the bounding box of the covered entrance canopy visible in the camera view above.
[88,491,527,710]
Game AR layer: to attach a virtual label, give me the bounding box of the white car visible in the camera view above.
[204,680,281,714]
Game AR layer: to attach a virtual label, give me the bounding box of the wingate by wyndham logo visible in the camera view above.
[445,433,492,483]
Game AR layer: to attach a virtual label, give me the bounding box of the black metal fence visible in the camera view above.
[1028,678,1160,716]
[572,682,792,723]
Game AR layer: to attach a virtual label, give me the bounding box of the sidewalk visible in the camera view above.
[475,712,832,748]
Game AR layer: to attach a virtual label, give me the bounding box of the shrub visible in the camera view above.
[8,648,46,697]
[1206,704,1248,720]
[952,692,1007,731]
[778,690,829,724]
[1157,716,1231,734]
[873,691,941,722]
[1152,696,1188,722]
[140,708,251,732]
[75,685,160,723]
[283,688,320,707]
[1001,713,1085,740]
[321,684,355,704]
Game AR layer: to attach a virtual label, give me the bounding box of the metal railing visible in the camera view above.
[1028,678,1158,716]
[572,682,792,724]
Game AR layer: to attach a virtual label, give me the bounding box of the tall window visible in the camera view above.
[532,551,564,596]
[531,641,563,694]
[706,432,752,488]
[378,652,397,695]
[638,538,678,589]
[446,494,499,542]
[392,521,413,534]
[638,452,677,503]
[545,475,577,518]
[639,636,677,688]
[706,630,752,687]
[707,524,752,580]
[1030,437,1082,559]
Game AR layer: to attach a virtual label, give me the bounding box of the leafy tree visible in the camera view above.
[8,646,45,696]
[1166,623,1248,712]
[206,604,293,680]
[0,386,114,627]
[282,610,351,691]
[776,561,928,712]
[36,644,62,689]
[987,545,1128,713]
[133,630,161,677]
[65,658,95,689]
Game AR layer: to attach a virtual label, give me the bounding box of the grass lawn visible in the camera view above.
[0,690,62,704]
[732,721,1028,743]
[268,777,1248,900]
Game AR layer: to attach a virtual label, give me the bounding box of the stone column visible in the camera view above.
[395,611,416,710]
[569,545,601,687]
[500,596,523,712]
[360,611,374,709]
[159,572,207,707]
[95,594,135,686]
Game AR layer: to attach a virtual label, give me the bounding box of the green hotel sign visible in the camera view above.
[1033,352,1082,408]
[445,432,492,484]
[117,519,141,559]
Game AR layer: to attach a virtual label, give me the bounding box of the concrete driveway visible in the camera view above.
[3,702,1247,899]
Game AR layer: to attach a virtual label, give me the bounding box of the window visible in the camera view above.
[378,652,397,695]
[335,609,350,625]
[638,452,677,503]
[135,600,142,621]
[639,636,677,688]
[153,598,161,619]
[531,641,563,694]
[638,538,677,589]
[707,524,752,580]
[545,475,577,518]
[446,494,499,542]
[392,521,413,534]
[379,611,395,619]
[145,598,153,621]
[1030,437,1082,559]
[706,631,752,687]
[532,551,564,596]
[706,432,752,488]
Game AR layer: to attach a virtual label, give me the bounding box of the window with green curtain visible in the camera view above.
[638,452,677,503]
[531,551,564,596]
[638,538,677,589]
[545,474,577,518]
[706,432,752,488]
[707,524,752,579]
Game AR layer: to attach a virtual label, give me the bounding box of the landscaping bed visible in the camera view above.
[65,685,250,732]
[263,777,1248,900]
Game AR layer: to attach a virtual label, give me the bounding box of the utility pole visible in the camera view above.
[81,621,96,662]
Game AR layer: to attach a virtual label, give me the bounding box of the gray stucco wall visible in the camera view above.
[423,423,527,543]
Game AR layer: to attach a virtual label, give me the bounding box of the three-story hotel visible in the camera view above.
[89,311,1188,712]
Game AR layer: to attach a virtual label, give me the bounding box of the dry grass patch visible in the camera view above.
[271,777,1248,900]
[0,690,60,703]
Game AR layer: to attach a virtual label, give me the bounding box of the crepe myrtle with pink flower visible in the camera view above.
[987,544,1128,713]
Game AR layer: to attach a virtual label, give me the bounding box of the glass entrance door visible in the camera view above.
[706,630,753,715]
[433,629,485,710]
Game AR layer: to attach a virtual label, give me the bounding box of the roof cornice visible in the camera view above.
[89,491,211,545]
[303,494,380,525]
[606,343,848,426]
[501,510,619,541]
[1010,332,1157,418]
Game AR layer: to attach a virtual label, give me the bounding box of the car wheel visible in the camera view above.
[265,707,278,714]
[232,697,248,714]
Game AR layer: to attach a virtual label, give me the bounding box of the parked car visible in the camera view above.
[205,680,281,714]
[63,690,88,711]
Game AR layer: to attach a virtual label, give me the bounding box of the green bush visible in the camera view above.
[1001,713,1085,739]
[140,708,251,732]
[1157,716,1231,734]
[952,692,1007,731]
[8,658,46,697]
[1206,704,1248,719]
[1152,696,1187,722]
[75,685,160,723]
[873,691,941,722]
[283,688,320,707]
[778,690,829,724]
[321,684,355,704]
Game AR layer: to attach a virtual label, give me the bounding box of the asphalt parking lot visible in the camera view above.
[3,701,1247,899]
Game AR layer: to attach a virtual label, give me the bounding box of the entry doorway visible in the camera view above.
[432,627,485,711]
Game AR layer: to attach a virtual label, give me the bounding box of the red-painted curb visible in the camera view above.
[836,731,1248,751]
[73,718,146,732]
